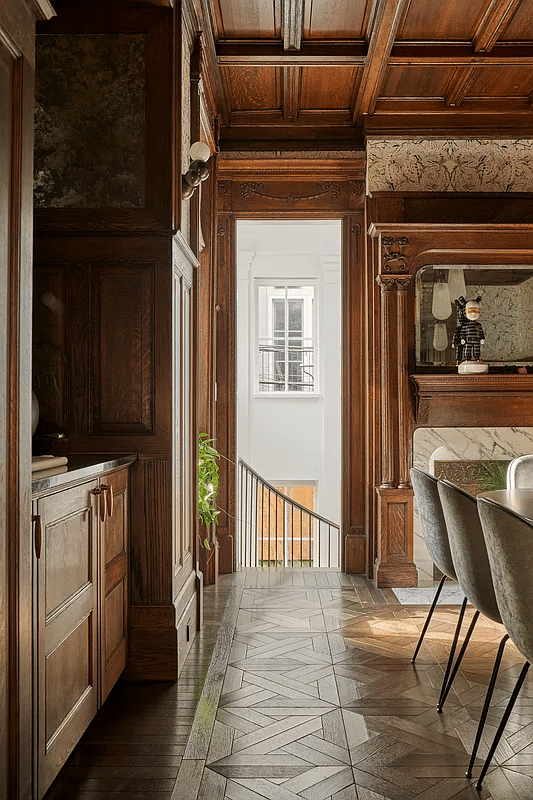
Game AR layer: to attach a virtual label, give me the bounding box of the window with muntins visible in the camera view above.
[257,284,315,392]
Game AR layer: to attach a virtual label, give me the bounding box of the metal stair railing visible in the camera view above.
[238,459,340,568]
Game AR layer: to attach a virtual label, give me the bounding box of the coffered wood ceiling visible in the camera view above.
[200,0,533,149]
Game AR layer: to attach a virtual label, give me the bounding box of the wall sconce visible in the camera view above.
[182,141,211,200]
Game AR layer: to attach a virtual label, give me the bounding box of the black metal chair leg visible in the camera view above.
[438,609,480,712]
[466,634,509,778]
[437,596,468,709]
[411,574,447,664]
[476,660,530,790]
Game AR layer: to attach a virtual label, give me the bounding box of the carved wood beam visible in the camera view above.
[472,0,522,52]
[218,40,367,65]
[218,40,533,67]
[282,0,304,51]
[352,0,412,125]
[443,66,476,108]
[199,0,231,126]
[29,0,56,19]
[282,66,301,120]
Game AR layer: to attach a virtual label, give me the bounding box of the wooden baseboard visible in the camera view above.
[374,560,418,588]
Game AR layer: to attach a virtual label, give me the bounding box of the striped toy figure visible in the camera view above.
[453,296,485,363]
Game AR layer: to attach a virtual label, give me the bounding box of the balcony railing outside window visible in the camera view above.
[258,340,314,392]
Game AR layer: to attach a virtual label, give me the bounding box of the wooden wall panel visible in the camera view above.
[89,264,154,436]
[34,237,173,456]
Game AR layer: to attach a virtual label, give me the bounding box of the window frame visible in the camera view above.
[254,279,318,396]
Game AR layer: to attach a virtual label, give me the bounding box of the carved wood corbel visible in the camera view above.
[380,235,409,272]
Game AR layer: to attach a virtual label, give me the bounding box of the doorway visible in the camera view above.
[236,220,342,568]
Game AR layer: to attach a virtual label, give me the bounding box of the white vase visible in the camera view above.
[32,391,39,435]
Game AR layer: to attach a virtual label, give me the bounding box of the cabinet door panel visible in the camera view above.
[44,507,93,615]
[101,468,128,702]
[36,480,98,799]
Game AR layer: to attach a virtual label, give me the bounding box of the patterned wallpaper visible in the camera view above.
[367,139,533,193]
[34,34,146,209]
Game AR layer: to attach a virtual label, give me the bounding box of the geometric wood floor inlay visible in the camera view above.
[43,569,533,800]
[185,570,533,800]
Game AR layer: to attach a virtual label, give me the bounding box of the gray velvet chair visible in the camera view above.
[508,454,533,488]
[437,478,508,779]
[410,468,466,686]
[476,496,533,790]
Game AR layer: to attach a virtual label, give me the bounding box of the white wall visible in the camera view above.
[236,220,342,527]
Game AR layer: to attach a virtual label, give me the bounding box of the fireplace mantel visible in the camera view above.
[410,373,533,427]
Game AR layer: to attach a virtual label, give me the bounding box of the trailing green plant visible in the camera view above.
[198,433,221,547]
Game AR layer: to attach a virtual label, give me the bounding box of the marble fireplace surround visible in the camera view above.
[412,427,533,586]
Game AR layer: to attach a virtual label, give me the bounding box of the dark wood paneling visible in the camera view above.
[89,263,155,436]
[129,458,173,606]
[34,237,173,456]
[343,216,366,574]
[403,194,533,224]
[215,214,236,574]
[375,487,417,588]
[0,39,13,800]
[35,4,175,234]
[33,265,68,435]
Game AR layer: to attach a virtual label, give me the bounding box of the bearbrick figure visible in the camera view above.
[453,295,485,363]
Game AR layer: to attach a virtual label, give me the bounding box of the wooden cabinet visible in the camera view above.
[99,468,128,703]
[32,465,129,799]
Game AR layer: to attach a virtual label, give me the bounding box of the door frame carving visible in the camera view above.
[215,156,367,574]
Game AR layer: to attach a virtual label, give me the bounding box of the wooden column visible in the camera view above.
[214,212,236,573]
[343,214,366,573]
[374,274,416,587]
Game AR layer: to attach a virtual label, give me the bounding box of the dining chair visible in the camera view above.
[410,468,463,667]
[475,496,533,790]
[508,454,533,488]
[437,478,509,781]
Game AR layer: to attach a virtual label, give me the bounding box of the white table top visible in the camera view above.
[478,489,533,525]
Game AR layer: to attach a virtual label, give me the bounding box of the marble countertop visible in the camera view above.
[31,453,137,496]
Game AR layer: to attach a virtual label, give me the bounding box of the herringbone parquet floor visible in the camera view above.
[181,570,533,800]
